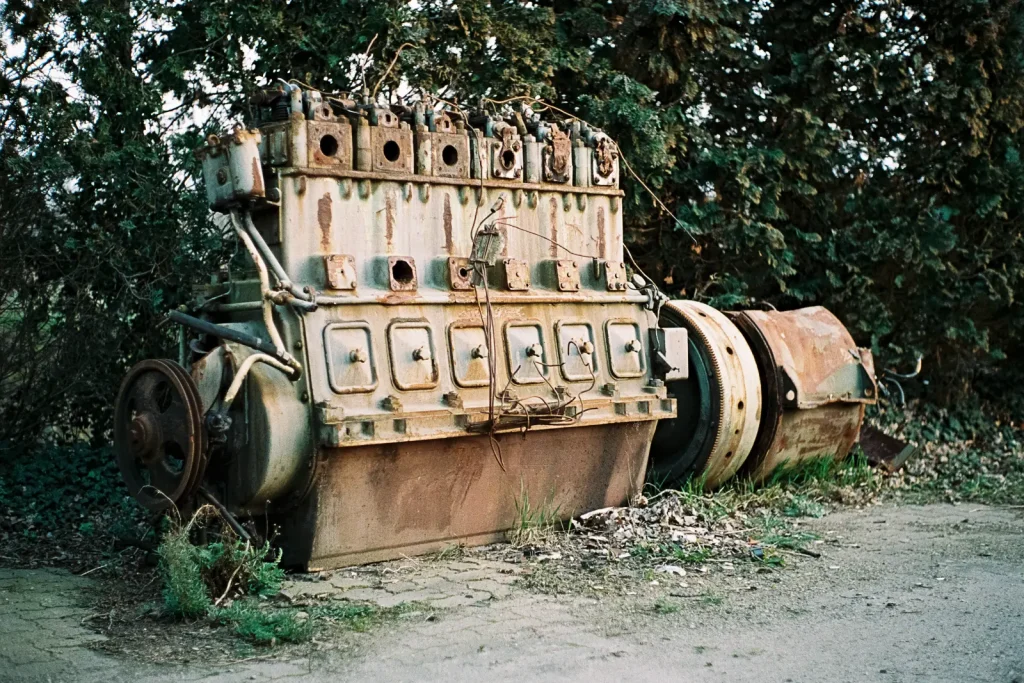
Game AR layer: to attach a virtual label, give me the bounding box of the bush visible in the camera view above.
[157,507,285,619]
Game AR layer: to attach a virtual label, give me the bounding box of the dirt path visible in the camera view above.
[1,503,1022,683]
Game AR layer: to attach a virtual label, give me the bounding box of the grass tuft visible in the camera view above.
[507,483,561,547]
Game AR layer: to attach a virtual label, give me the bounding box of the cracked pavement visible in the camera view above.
[1,503,1022,683]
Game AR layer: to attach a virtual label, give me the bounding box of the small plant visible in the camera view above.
[653,598,680,614]
[157,506,286,619]
[782,494,826,518]
[671,545,713,564]
[508,483,561,547]
[215,600,313,645]
[158,518,212,619]
[429,544,466,562]
[699,593,724,606]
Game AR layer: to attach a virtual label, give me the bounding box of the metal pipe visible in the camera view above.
[167,310,300,378]
[202,301,264,313]
[241,213,311,301]
[232,219,289,355]
[222,353,292,411]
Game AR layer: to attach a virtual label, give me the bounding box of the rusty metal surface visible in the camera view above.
[652,301,762,489]
[174,85,675,565]
[114,359,207,511]
[277,421,655,569]
[730,307,877,483]
[737,307,876,409]
[860,424,918,473]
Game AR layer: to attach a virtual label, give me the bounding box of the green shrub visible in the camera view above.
[156,508,285,619]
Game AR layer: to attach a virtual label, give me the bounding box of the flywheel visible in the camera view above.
[649,301,762,489]
[114,359,208,511]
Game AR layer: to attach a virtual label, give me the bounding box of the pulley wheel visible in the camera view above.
[649,301,762,489]
[114,359,207,511]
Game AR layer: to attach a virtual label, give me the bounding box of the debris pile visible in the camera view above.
[570,493,756,560]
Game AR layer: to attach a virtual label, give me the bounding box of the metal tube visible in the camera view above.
[241,213,311,301]
[222,353,292,410]
[232,220,289,355]
[167,310,300,378]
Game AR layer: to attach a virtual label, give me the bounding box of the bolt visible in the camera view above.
[413,346,432,361]
[626,339,642,353]
[294,339,304,350]
[349,348,368,363]
[471,344,489,359]
[525,343,543,358]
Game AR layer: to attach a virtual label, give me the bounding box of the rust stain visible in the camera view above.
[597,206,606,259]
[385,191,396,254]
[497,194,508,257]
[443,193,454,254]
[251,157,265,195]
[549,196,559,258]
[317,193,332,252]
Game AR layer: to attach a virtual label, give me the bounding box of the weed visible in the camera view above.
[157,507,286,619]
[653,598,680,614]
[158,520,213,619]
[311,601,424,632]
[671,545,713,564]
[508,483,561,547]
[699,593,723,606]
[782,495,825,518]
[214,600,313,645]
[428,544,466,562]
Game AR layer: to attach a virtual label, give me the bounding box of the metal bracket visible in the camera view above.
[448,257,474,290]
[602,260,627,291]
[324,254,357,290]
[555,260,580,292]
[504,258,531,290]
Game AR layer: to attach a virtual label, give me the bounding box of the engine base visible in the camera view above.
[275,422,654,570]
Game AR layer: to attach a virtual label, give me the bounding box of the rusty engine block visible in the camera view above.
[115,84,689,569]
[114,84,877,570]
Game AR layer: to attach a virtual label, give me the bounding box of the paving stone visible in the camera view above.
[326,575,375,590]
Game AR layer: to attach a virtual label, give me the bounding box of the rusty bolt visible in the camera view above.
[412,346,432,362]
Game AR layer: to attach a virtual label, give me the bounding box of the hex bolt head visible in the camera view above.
[625,339,642,353]
[349,348,368,363]
[471,344,489,359]
[525,343,543,358]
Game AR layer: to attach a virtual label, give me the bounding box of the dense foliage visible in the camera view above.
[4,0,1024,449]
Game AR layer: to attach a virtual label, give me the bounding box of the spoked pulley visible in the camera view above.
[114,359,208,511]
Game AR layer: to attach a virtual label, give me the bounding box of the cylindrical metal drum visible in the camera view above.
[728,306,877,483]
